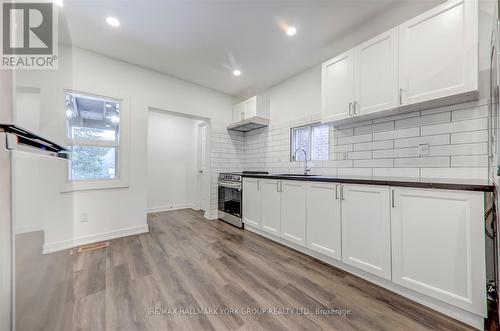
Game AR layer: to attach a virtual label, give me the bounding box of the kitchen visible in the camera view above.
[0,0,498,330]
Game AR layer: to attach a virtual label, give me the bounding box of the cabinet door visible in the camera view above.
[354,27,398,115]
[398,0,478,105]
[242,178,261,228]
[341,184,391,279]
[232,103,244,122]
[321,50,354,123]
[391,188,486,316]
[243,97,257,118]
[306,182,341,260]
[260,179,281,236]
[280,181,307,246]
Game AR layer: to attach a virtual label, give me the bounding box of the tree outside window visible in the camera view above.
[65,91,121,181]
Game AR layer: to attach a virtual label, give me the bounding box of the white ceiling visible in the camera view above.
[63,0,443,97]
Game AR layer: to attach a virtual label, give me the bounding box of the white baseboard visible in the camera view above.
[147,203,196,213]
[42,224,149,254]
[244,224,485,330]
[16,223,44,234]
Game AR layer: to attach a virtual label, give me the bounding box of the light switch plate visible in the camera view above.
[418,143,429,156]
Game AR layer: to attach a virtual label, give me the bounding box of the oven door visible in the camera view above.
[218,180,242,228]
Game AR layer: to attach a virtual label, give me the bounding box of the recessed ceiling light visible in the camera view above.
[233,69,242,77]
[106,16,120,27]
[286,26,297,36]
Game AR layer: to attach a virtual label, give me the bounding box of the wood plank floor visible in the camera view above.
[73,209,477,331]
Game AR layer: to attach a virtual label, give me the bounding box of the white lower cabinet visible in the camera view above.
[306,182,341,260]
[241,179,487,320]
[391,188,486,316]
[341,184,392,280]
[260,179,281,236]
[280,181,307,246]
[242,178,261,228]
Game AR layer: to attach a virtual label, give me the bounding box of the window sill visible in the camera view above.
[61,179,129,193]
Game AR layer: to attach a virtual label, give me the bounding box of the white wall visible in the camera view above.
[14,46,233,251]
[147,110,200,212]
[266,66,321,125]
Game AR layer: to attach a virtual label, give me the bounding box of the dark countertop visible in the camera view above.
[240,173,494,192]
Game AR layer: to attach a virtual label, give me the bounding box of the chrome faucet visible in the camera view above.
[293,148,311,175]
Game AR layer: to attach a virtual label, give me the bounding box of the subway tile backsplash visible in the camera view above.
[239,99,490,180]
[208,98,490,217]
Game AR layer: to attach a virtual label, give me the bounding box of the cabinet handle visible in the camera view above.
[391,189,395,208]
[354,101,359,115]
[335,185,339,200]
[340,185,344,200]
[399,88,403,105]
[348,102,353,116]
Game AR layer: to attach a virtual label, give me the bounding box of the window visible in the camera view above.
[65,91,121,181]
[291,123,329,161]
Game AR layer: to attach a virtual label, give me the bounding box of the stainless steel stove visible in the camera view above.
[218,171,268,228]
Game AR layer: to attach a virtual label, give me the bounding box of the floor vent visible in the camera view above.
[77,242,109,253]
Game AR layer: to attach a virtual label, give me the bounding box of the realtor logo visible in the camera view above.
[1,0,58,69]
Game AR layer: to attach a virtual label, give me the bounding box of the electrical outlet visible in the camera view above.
[342,152,348,160]
[418,143,429,156]
[80,212,89,223]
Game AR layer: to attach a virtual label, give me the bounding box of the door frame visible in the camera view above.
[197,121,210,215]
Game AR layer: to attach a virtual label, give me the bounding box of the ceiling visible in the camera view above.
[62,0,443,97]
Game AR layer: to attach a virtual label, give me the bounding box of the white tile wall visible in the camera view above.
[210,99,490,218]
[209,127,245,218]
[237,99,489,180]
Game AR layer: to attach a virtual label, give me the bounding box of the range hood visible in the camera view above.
[227,116,269,132]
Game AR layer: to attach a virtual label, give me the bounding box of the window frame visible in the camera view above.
[290,122,330,162]
[63,89,129,192]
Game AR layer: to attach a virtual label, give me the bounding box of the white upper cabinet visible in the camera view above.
[232,102,245,122]
[341,184,391,280]
[321,29,398,123]
[243,97,258,118]
[232,96,269,122]
[354,27,399,115]
[280,181,307,246]
[306,182,341,260]
[321,50,354,122]
[391,188,486,316]
[242,178,261,228]
[260,179,281,236]
[398,0,478,105]
[321,0,478,123]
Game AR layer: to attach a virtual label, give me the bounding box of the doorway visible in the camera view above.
[147,108,210,216]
